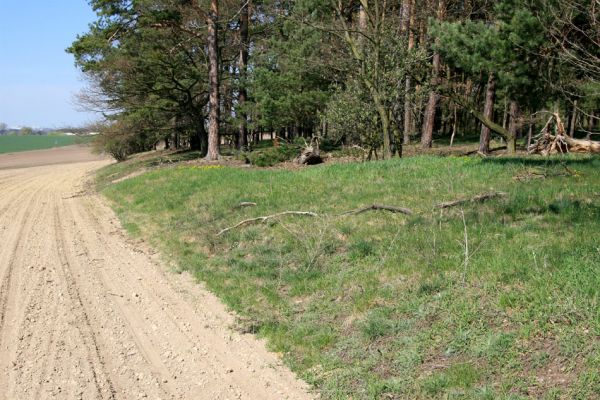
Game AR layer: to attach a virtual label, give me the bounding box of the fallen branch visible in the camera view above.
[513,170,549,181]
[435,192,508,209]
[217,211,318,236]
[513,165,576,182]
[341,204,413,216]
[234,202,257,209]
[464,146,507,156]
[62,192,87,200]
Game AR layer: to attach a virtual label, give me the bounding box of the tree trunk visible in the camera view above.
[174,130,180,149]
[502,99,508,129]
[527,122,535,150]
[376,103,392,159]
[358,4,367,55]
[507,100,519,153]
[223,74,233,148]
[403,77,413,145]
[359,4,390,159]
[421,52,440,149]
[418,16,427,48]
[391,114,403,157]
[401,0,410,31]
[190,117,208,156]
[206,0,220,160]
[402,0,415,145]
[238,0,249,150]
[478,74,496,154]
[450,104,457,146]
[568,100,578,137]
[421,0,445,149]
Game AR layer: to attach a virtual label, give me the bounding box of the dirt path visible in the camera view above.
[0,149,313,399]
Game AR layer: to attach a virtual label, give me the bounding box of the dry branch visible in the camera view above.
[341,204,413,216]
[217,211,318,236]
[435,192,507,209]
[513,165,576,182]
[464,146,507,156]
[235,202,257,208]
[219,204,413,237]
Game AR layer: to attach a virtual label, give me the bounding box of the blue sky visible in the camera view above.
[0,1,98,128]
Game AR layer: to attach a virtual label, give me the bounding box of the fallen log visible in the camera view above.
[217,211,318,236]
[529,113,600,155]
[341,204,413,216]
[435,192,507,209]
[563,136,600,153]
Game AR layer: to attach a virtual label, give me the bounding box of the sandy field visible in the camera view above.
[0,146,312,399]
[0,145,108,170]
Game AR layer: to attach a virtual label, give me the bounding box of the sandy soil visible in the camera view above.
[0,145,109,170]
[0,147,313,399]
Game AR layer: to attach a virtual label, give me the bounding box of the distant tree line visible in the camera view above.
[0,125,41,136]
[69,0,599,160]
[0,124,93,136]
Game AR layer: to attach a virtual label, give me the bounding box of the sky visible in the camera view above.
[0,1,98,128]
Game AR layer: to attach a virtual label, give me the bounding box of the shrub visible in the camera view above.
[93,120,156,161]
[246,143,301,167]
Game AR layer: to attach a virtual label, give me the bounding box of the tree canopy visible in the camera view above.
[70,0,600,159]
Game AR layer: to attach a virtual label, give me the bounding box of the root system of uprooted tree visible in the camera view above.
[529,113,600,155]
[297,137,323,165]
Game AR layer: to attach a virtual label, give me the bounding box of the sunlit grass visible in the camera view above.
[100,154,600,399]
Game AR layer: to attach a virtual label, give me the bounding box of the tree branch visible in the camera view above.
[435,192,508,209]
[217,211,319,236]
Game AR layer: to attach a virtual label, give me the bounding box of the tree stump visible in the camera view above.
[297,137,323,165]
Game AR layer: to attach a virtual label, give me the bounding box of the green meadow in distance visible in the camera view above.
[0,135,92,154]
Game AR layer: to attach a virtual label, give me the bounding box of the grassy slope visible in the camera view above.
[0,135,91,154]
[100,155,600,399]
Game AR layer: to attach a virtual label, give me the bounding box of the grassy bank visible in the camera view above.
[99,155,600,399]
[0,135,91,154]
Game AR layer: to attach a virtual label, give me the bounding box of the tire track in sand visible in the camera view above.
[0,148,313,400]
[50,204,117,399]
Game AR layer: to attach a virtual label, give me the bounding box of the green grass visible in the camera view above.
[0,135,92,154]
[99,154,600,399]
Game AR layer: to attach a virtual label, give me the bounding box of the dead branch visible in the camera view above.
[513,170,549,182]
[217,211,319,236]
[513,165,576,182]
[62,192,87,199]
[341,204,413,216]
[234,202,257,208]
[464,146,507,156]
[435,192,508,209]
